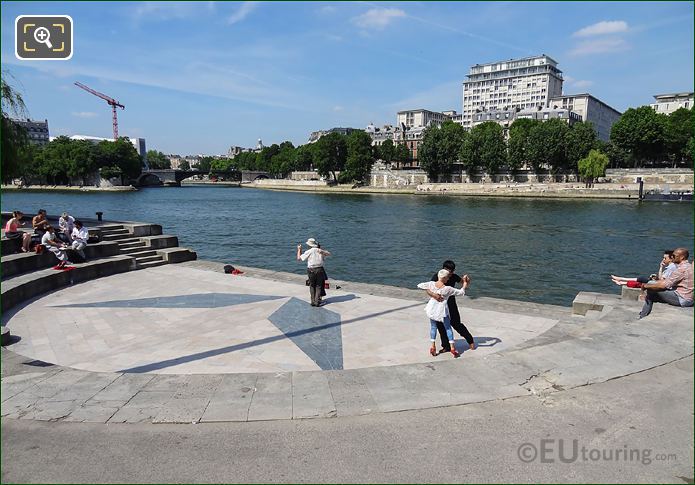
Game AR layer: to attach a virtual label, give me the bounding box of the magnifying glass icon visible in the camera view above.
[33,27,53,49]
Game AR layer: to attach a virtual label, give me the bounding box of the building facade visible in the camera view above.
[396,109,449,129]
[650,92,694,115]
[462,54,564,129]
[365,123,400,146]
[549,93,621,141]
[308,127,359,143]
[12,118,49,146]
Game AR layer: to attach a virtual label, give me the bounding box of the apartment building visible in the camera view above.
[650,92,694,115]
[549,94,621,141]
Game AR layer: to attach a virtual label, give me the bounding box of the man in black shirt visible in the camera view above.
[429,260,476,353]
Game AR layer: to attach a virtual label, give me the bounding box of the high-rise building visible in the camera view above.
[650,92,694,115]
[462,54,564,129]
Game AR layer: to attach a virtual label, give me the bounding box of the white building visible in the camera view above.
[549,93,622,141]
[650,92,694,115]
[396,109,448,129]
[63,135,147,167]
[365,123,400,146]
[462,54,564,129]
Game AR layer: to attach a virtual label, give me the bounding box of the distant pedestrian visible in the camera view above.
[418,269,469,358]
[297,238,331,307]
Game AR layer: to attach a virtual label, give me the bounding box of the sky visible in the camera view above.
[1,1,693,155]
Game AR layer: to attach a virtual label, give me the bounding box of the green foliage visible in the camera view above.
[341,130,375,182]
[377,139,395,164]
[664,107,693,164]
[460,122,506,174]
[179,159,191,171]
[209,157,235,172]
[577,149,609,187]
[507,118,539,172]
[610,106,667,166]
[419,120,466,180]
[1,74,29,183]
[295,143,315,171]
[314,132,347,181]
[255,144,280,172]
[146,150,171,169]
[565,121,597,170]
[195,156,213,173]
[394,143,411,166]
[526,118,568,172]
[270,141,297,177]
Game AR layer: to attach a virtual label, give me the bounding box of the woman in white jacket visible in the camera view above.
[418,269,469,358]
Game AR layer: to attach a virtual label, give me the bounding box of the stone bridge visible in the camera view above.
[136,169,242,187]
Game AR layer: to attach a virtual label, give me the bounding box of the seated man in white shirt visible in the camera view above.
[70,220,89,262]
[42,226,69,268]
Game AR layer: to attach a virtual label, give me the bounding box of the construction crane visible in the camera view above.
[74,81,125,140]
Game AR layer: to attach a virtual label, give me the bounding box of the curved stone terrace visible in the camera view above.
[1,231,692,424]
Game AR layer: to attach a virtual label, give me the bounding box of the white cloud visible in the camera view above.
[71,111,98,118]
[352,8,406,31]
[572,20,628,37]
[332,105,344,112]
[228,2,259,25]
[132,2,207,22]
[573,80,594,89]
[569,37,629,56]
[319,5,337,14]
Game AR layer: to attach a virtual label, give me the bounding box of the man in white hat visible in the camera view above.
[296,238,331,307]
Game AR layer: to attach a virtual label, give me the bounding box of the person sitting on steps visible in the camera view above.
[42,226,70,269]
[638,248,693,319]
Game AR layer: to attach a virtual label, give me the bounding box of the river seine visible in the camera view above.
[2,186,693,306]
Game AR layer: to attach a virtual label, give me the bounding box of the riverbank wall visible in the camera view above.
[1,184,137,192]
[245,179,694,199]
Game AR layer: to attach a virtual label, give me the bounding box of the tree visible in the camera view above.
[1,74,29,183]
[314,132,347,181]
[295,143,315,171]
[255,144,280,172]
[526,118,568,172]
[67,139,97,185]
[565,121,597,171]
[93,137,142,184]
[341,130,374,183]
[377,139,395,164]
[507,118,539,172]
[577,149,609,187]
[210,157,235,172]
[419,120,466,181]
[610,106,667,167]
[460,122,506,175]
[270,141,297,177]
[179,159,191,171]
[664,107,693,165]
[394,143,411,167]
[147,150,171,169]
[195,156,213,173]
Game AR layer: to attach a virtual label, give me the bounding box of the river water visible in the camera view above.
[2,186,693,306]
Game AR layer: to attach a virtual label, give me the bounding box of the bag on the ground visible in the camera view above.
[223,264,235,274]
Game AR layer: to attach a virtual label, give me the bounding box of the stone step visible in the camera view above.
[102,233,134,242]
[135,255,163,264]
[137,259,168,270]
[100,228,130,236]
[119,241,146,250]
[97,224,124,231]
[121,249,157,258]
[114,238,141,245]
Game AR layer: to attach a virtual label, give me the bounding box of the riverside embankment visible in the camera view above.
[247,179,694,199]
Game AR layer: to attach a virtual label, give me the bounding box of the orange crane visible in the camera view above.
[74,81,125,140]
